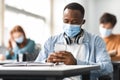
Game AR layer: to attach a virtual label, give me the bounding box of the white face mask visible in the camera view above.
[15,35,24,43]
[63,23,81,38]
[99,26,112,38]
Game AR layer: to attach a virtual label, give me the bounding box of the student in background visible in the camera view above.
[99,13,120,61]
[6,25,35,60]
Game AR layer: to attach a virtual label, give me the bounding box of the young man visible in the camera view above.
[99,13,120,61]
[36,3,113,80]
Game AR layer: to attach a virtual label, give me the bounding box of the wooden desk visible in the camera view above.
[0,65,100,80]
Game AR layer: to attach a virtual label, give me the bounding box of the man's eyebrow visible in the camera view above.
[64,17,79,19]
[71,18,81,21]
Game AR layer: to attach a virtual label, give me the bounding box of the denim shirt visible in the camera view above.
[35,30,113,80]
[6,39,35,60]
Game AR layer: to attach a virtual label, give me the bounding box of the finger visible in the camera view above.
[48,53,58,58]
[58,51,71,56]
[52,58,65,63]
[50,52,65,59]
[49,52,65,59]
[59,51,70,54]
[47,54,56,63]
[47,55,57,62]
[47,57,57,63]
[47,59,55,63]
[55,53,66,59]
[47,53,66,62]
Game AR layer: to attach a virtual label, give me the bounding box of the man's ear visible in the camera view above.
[82,19,85,24]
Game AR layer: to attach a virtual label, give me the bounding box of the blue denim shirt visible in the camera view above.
[6,39,35,60]
[35,30,113,80]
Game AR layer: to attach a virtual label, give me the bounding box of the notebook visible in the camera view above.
[2,62,55,67]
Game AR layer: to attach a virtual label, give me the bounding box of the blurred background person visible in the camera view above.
[6,25,35,60]
[99,13,120,61]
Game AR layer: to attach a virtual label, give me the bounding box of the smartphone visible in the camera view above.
[54,44,66,52]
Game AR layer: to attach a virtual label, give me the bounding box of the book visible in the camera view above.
[2,62,55,67]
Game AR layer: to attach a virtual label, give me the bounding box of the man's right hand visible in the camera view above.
[47,52,57,63]
[47,51,76,65]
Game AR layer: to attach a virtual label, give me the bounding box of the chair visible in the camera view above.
[112,62,120,80]
[0,46,7,54]
[98,75,112,80]
[24,44,41,61]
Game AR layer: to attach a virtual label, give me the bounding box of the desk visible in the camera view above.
[0,65,100,80]
[112,61,120,80]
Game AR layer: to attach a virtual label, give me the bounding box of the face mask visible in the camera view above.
[99,26,112,38]
[63,23,81,38]
[15,35,24,43]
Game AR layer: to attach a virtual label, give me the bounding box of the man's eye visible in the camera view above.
[72,21,78,24]
[63,20,69,23]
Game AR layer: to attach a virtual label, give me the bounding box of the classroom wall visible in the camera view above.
[1,0,120,45]
[88,0,120,34]
[52,0,120,35]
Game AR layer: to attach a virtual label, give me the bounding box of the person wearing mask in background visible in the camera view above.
[6,25,35,60]
[36,3,113,80]
[99,13,120,61]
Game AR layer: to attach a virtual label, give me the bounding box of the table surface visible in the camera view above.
[0,65,100,77]
[0,65,99,70]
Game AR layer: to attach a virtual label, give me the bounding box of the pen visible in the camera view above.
[54,62,64,66]
[54,62,59,66]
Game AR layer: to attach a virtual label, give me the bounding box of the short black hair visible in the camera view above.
[100,13,117,27]
[64,2,85,18]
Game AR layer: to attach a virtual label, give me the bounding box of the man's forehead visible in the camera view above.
[63,9,83,18]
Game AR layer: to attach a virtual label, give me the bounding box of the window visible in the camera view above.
[4,0,51,46]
